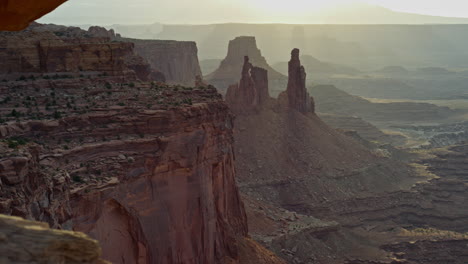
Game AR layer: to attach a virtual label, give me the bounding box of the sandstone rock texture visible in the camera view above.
[225,56,270,113]
[70,102,248,264]
[0,214,108,264]
[0,74,284,264]
[281,48,314,113]
[0,24,162,82]
[206,36,286,92]
[0,0,67,31]
[125,38,203,86]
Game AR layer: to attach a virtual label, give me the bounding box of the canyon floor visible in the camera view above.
[234,106,468,264]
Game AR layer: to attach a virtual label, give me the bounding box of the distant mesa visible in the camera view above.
[206,36,286,92]
[376,65,409,75]
[124,37,203,86]
[418,67,453,75]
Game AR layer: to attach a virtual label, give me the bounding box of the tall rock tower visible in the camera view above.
[286,48,314,113]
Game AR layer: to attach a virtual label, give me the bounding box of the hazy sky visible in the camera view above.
[38,0,468,25]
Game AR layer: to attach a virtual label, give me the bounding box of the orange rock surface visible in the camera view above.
[0,0,67,31]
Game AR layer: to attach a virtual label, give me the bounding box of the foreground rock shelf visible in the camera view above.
[0,214,108,264]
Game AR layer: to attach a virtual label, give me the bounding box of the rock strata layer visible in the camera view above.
[0,24,162,82]
[0,75,284,264]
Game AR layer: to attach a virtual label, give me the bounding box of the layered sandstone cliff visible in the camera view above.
[0,214,108,264]
[206,36,286,92]
[225,56,270,113]
[0,75,284,264]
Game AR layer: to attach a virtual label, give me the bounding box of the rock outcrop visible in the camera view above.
[0,214,108,264]
[124,38,203,86]
[225,56,270,113]
[0,0,67,31]
[281,48,314,113]
[206,36,286,92]
[88,26,119,39]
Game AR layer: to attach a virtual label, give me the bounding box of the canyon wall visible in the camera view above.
[126,38,203,86]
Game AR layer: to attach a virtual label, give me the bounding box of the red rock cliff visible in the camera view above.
[0,77,283,264]
[70,102,248,264]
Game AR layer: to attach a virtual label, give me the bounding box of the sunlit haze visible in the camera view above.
[38,0,468,25]
[5,0,468,263]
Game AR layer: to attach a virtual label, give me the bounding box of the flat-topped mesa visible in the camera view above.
[123,38,203,86]
[206,36,285,92]
[286,48,314,113]
[225,56,270,113]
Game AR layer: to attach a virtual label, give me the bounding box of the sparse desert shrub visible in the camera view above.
[53,110,62,119]
[182,98,193,105]
[4,137,28,149]
[72,175,83,183]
